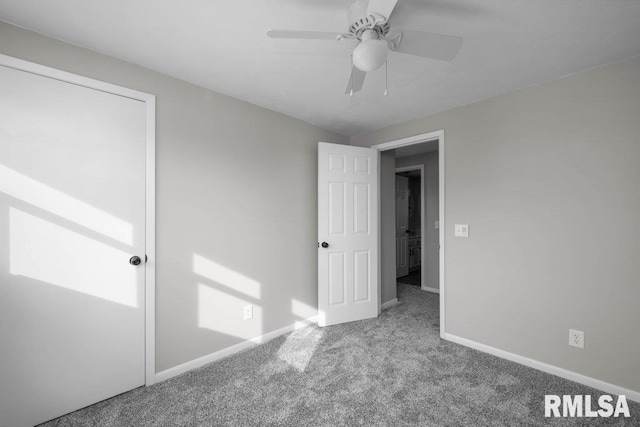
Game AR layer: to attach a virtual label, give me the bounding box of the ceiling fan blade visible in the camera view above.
[267,30,343,40]
[393,30,463,61]
[344,66,367,95]
[366,0,399,21]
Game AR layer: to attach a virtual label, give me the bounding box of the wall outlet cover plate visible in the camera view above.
[569,329,584,349]
[243,304,253,321]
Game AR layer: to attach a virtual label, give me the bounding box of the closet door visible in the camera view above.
[0,62,147,426]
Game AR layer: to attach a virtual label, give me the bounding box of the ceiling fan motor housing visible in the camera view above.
[347,0,391,40]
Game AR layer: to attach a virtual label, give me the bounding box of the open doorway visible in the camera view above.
[394,145,440,294]
[395,167,424,288]
[373,130,445,336]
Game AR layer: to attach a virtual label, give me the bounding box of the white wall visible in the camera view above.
[396,152,439,290]
[0,22,349,372]
[353,56,640,393]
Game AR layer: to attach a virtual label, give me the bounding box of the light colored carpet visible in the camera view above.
[41,284,639,426]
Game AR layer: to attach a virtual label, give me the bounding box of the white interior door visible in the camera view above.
[0,63,147,426]
[318,142,378,327]
[395,175,409,277]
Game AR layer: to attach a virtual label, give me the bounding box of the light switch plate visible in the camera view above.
[454,224,469,237]
[435,221,440,229]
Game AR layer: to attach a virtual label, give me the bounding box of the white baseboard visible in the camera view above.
[443,333,640,403]
[421,286,439,294]
[155,315,318,383]
[381,298,398,310]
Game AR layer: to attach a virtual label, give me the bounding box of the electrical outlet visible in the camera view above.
[569,329,584,349]
[243,304,253,321]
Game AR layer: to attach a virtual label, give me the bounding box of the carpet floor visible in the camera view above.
[42,284,639,426]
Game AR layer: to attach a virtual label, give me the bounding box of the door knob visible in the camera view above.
[129,256,142,266]
[321,242,329,248]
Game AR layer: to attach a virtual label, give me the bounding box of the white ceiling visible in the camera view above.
[1,1,639,136]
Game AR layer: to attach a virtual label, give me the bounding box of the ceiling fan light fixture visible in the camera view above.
[268,0,463,95]
[352,39,388,72]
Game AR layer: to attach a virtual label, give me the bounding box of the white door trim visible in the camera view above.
[0,53,157,386]
[372,130,445,338]
[395,165,426,290]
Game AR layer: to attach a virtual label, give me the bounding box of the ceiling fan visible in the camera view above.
[267,0,463,96]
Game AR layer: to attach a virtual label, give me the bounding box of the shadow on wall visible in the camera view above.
[192,252,321,371]
[1,161,148,426]
[2,164,139,307]
[193,253,264,339]
[1,162,323,376]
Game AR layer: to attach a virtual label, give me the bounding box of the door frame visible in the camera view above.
[395,165,426,290]
[372,130,445,338]
[0,54,157,385]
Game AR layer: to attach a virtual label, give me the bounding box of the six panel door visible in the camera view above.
[318,142,378,327]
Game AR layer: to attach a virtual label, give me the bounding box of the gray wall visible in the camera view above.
[0,22,349,372]
[353,56,640,392]
[380,150,397,305]
[396,152,440,290]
